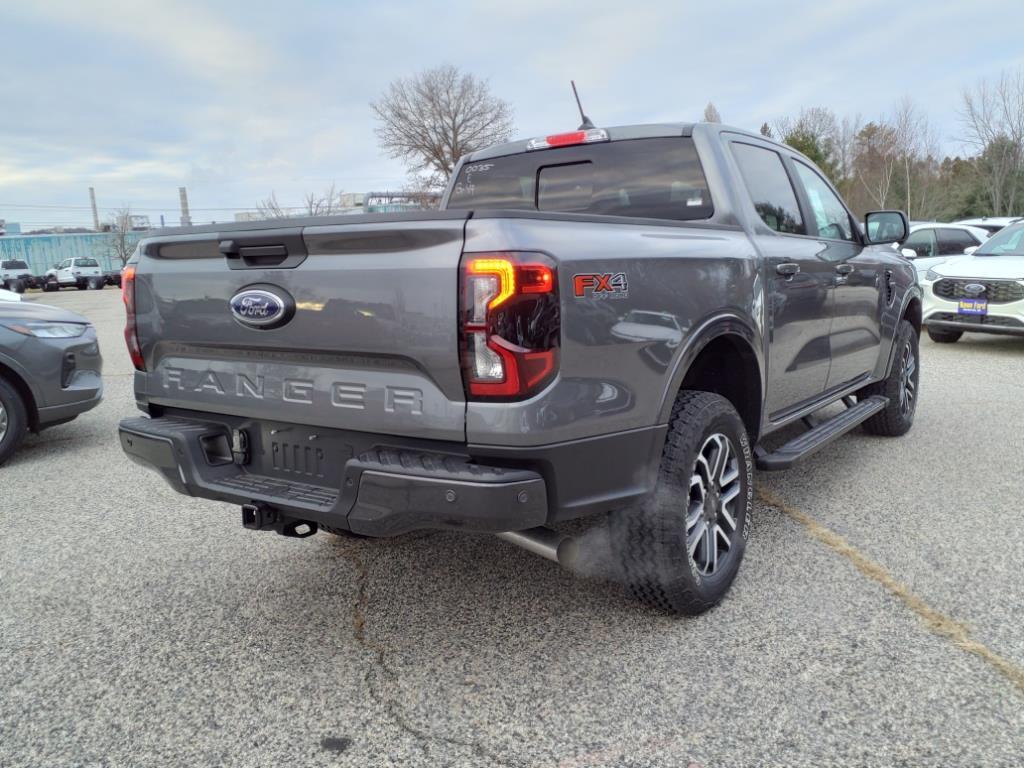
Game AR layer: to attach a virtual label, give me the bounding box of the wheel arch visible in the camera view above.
[0,358,40,432]
[659,315,764,441]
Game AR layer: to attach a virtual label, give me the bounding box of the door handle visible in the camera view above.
[835,263,854,275]
[776,263,800,277]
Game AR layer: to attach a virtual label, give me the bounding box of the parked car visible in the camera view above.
[953,216,1024,235]
[897,222,991,277]
[118,121,920,615]
[1,259,37,293]
[0,301,103,465]
[921,221,1024,342]
[42,257,105,291]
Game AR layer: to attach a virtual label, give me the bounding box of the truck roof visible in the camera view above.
[464,121,782,162]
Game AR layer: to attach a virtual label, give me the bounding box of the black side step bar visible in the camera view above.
[755,395,888,471]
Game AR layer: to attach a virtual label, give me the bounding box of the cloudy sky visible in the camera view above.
[2,0,1023,230]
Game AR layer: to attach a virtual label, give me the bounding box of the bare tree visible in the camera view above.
[960,68,1024,215]
[703,102,722,123]
[372,64,514,185]
[257,184,347,219]
[100,207,137,266]
[854,121,900,209]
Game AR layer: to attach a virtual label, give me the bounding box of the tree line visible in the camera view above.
[260,65,1024,221]
[727,68,1024,221]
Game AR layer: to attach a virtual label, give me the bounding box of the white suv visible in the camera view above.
[43,257,105,291]
[921,222,1024,342]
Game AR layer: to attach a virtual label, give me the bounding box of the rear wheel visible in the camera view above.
[859,319,919,437]
[10,279,25,294]
[76,282,87,290]
[926,327,961,344]
[0,377,28,467]
[611,391,752,615]
[89,277,104,290]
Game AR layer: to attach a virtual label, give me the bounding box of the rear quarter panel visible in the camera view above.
[464,215,762,446]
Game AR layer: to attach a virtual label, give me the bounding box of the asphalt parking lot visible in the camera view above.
[2,288,1023,767]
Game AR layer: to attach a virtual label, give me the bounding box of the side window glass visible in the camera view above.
[731,143,805,235]
[938,229,977,255]
[792,162,855,241]
[903,230,936,258]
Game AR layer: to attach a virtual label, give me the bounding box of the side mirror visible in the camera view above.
[964,246,978,255]
[864,210,909,245]
[901,248,917,260]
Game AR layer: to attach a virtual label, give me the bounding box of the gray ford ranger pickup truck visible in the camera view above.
[118,122,921,614]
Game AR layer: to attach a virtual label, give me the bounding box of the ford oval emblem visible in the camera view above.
[229,287,292,329]
[963,282,987,296]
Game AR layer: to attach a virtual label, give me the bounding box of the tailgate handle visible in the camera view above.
[219,239,290,266]
[217,228,308,270]
[219,239,240,257]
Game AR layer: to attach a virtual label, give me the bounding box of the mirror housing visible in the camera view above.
[864,210,909,245]
[964,245,978,255]
[901,248,917,260]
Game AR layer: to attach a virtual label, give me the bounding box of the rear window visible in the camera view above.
[2,260,29,270]
[448,137,713,222]
[75,258,99,267]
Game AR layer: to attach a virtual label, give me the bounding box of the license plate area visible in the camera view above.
[250,421,354,487]
[957,298,988,315]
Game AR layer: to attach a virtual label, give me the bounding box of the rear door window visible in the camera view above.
[448,137,713,222]
[937,228,979,255]
[730,142,805,235]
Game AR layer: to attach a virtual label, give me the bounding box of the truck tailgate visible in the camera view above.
[132,214,468,441]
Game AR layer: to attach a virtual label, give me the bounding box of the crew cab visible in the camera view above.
[44,258,105,291]
[0,260,35,293]
[118,122,921,614]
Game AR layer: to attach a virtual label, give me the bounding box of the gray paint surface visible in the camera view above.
[124,122,919,522]
[0,300,103,427]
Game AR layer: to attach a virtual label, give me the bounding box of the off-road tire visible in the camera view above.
[10,279,25,294]
[0,376,29,467]
[89,277,104,290]
[926,327,961,344]
[859,319,919,437]
[610,391,753,616]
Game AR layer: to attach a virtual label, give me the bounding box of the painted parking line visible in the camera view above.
[756,487,1024,694]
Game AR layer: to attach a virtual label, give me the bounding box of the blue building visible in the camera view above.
[0,232,145,274]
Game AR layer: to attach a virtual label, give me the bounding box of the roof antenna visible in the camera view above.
[571,80,595,130]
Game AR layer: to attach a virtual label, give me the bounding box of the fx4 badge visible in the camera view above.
[573,272,628,299]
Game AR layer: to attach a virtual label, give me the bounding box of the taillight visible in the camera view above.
[526,128,609,151]
[122,265,145,371]
[460,253,559,400]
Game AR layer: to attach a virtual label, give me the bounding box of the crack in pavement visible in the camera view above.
[757,487,1024,695]
[337,541,526,768]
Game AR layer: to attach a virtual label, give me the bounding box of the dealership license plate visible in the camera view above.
[957,298,988,315]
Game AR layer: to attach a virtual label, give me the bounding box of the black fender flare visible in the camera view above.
[657,312,765,426]
[882,284,923,379]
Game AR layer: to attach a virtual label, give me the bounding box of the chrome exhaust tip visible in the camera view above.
[496,527,578,569]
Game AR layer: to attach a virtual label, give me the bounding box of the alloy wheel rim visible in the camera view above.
[899,342,917,416]
[685,433,741,577]
[0,402,7,443]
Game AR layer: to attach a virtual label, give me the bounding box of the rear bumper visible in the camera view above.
[118,415,548,536]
